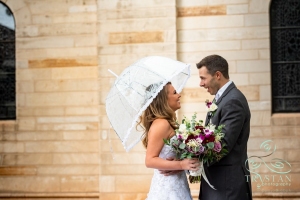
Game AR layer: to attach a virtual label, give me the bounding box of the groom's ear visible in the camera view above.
[215,71,222,80]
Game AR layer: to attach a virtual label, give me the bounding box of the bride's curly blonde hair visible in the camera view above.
[137,82,178,148]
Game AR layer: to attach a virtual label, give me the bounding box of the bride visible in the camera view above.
[138,82,200,200]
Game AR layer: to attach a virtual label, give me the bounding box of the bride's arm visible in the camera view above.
[145,119,198,170]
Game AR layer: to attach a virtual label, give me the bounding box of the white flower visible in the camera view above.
[207,124,216,131]
[187,139,201,148]
[208,103,218,112]
[179,124,187,132]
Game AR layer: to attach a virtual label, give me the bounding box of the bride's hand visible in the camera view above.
[159,157,183,176]
[180,158,200,171]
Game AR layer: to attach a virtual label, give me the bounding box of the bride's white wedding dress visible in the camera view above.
[146,138,193,200]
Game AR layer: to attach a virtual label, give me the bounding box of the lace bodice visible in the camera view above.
[146,141,192,200]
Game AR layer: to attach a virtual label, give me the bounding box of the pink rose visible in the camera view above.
[213,141,222,152]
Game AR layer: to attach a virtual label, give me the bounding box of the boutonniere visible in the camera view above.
[205,99,218,117]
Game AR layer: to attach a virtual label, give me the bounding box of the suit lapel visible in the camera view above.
[204,82,236,125]
[216,82,236,104]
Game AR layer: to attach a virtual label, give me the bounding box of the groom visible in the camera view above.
[197,55,252,200]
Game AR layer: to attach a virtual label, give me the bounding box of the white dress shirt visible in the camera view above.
[215,80,232,101]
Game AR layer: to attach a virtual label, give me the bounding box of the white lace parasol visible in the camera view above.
[105,56,190,152]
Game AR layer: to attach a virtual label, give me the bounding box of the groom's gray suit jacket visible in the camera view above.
[199,82,252,200]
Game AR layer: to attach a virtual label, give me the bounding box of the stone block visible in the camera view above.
[231,73,249,86]
[53,153,99,164]
[251,111,271,126]
[237,60,270,73]
[29,58,98,68]
[100,153,145,165]
[245,14,269,26]
[25,92,98,106]
[62,130,99,140]
[15,154,53,165]
[237,85,259,101]
[98,43,176,55]
[177,5,226,17]
[0,166,37,175]
[259,49,270,59]
[249,0,270,13]
[227,4,248,14]
[36,116,98,124]
[13,6,31,26]
[2,132,16,140]
[27,0,92,14]
[60,176,98,192]
[242,39,270,49]
[2,154,17,165]
[25,141,98,153]
[18,68,52,81]
[249,72,270,85]
[100,18,175,32]
[18,37,74,49]
[5,0,27,11]
[17,94,26,107]
[100,176,115,192]
[97,0,175,10]
[52,66,98,79]
[74,35,98,47]
[69,5,97,13]
[33,107,65,116]
[259,85,271,101]
[38,166,99,175]
[18,81,34,93]
[177,40,241,52]
[100,139,129,153]
[177,15,244,29]
[98,7,175,20]
[248,101,271,111]
[178,27,269,42]
[36,122,98,131]
[16,132,60,141]
[209,0,248,5]
[16,25,39,37]
[176,0,208,7]
[65,107,99,116]
[3,123,17,132]
[250,126,272,137]
[0,176,60,192]
[18,118,36,131]
[179,50,259,65]
[272,114,300,126]
[101,164,151,175]
[109,31,164,44]
[115,175,151,192]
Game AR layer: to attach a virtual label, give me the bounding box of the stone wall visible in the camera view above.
[0,0,100,198]
[0,0,299,199]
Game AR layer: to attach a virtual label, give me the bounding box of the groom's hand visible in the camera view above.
[159,157,182,176]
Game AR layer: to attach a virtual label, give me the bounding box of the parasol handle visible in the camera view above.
[108,69,118,78]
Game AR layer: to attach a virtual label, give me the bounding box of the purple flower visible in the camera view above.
[177,134,183,140]
[214,141,222,152]
[199,134,205,142]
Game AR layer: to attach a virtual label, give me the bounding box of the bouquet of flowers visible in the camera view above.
[164,112,228,185]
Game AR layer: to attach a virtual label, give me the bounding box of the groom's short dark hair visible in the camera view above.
[196,54,229,79]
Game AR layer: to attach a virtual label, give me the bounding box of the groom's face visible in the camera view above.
[198,66,219,95]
